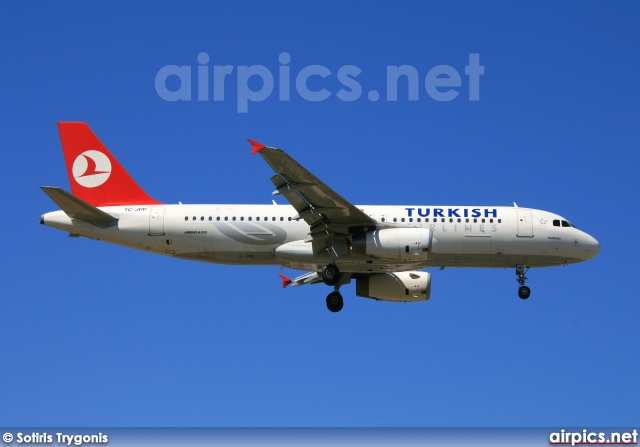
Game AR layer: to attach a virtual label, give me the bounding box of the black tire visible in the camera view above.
[322,264,340,286]
[326,292,344,312]
[518,286,531,300]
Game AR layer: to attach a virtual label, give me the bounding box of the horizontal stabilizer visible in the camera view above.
[41,186,118,223]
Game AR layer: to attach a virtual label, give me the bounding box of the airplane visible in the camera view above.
[40,122,601,312]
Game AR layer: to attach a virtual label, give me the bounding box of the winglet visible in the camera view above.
[279,274,292,288]
[248,139,266,154]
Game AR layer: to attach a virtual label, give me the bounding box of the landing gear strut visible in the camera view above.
[516,265,531,299]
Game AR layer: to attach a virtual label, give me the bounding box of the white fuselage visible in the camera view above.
[41,204,600,273]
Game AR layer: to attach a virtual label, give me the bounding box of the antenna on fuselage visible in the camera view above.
[513,202,518,208]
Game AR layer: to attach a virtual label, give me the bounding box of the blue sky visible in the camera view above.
[1,1,638,427]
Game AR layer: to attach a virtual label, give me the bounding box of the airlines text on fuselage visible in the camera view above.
[405,208,498,218]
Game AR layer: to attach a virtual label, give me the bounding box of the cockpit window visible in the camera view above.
[554,218,577,228]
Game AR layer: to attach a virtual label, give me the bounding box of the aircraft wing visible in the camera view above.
[251,140,377,253]
[281,271,350,288]
[287,271,323,287]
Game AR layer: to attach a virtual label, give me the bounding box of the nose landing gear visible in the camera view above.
[516,265,531,299]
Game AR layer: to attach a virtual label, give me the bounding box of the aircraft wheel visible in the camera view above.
[326,292,343,312]
[322,264,340,286]
[518,286,531,300]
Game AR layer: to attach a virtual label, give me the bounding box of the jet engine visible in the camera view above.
[356,271,432,302]
[352,228,433,261]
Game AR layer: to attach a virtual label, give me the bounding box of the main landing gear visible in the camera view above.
[326,290,343,313]
[516,265,531,299]
[323,263,343,312]
[322,263,340,286]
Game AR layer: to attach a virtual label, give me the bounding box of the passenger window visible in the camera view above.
[417,218,421,222]
[474,218,477,223]
[248,217,252,221]
[224,217,228,221]
[498,219,501,223]
[441,218,445,223]
[409,218,412,222]
[201,216,204,221]
[288,217,292,221]
[401,218,405,222]
[457,218,461,223]
[216,217,220,221]
[256,217,259,221]
[192,216,196,221]
[465,218,469,223]
[184,216,188,221]
[553,220,560,227]
[209,216,212,221]
[232,217,236,221]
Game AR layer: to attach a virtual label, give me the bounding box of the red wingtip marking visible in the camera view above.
[248,138,266,154]
[279,274,292,288]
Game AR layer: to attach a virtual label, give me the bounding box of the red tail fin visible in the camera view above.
[57,122,161,206]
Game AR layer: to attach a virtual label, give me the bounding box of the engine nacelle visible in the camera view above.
[356,271,432,302]
[352,228,432,261]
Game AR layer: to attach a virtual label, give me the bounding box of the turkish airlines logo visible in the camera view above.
[72,150,112,188]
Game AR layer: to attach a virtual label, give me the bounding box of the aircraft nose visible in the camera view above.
[583,233,600,260]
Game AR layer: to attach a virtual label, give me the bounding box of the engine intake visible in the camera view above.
[356,271,432,302]
[352,228,432,260]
